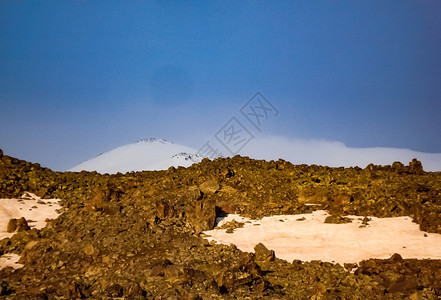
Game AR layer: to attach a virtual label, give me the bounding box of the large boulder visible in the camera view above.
[0,148,3,158]
[409,158,424,174]
[185,190,216,234]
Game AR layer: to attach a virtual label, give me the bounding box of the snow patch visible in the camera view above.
[203,210,441,264]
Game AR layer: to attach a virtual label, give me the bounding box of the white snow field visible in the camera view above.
[203,210,441,265]
[69,138,201,174]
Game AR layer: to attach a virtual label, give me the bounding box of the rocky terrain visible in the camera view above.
[1,151,441,299]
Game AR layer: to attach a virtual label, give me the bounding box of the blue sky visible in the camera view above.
[1,1,440,170]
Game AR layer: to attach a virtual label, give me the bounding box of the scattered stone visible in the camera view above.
[362,216,371,225]
[219,219,244,231]
[324,215,352,224]
[296,217,306,221]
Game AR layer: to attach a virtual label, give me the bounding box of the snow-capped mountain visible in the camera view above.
[69,138,202,174]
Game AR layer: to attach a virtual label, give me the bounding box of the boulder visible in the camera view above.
[16,217,30,231]
[254,243,275,263]
[6,219,17,233]
[409,158,424,174]
[185,190,216,234]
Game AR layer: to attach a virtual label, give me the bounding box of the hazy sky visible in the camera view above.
[1,1,440,171]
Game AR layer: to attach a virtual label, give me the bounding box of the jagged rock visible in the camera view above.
[392,161,406,173]
[0,149,3,159]
[409,158,424,174]
[155,199,173,219]
[254,243,275,263]
[16,217,30,231]
[185,191,216,233]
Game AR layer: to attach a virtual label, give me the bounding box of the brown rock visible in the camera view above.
[186,192,216,233]
[389,253,403,262]
[409,158,424,174]
[254,243,275,263]
[0,149,3,158]
[16,217,30,231]
[6,218,17,232]
[391,161,405,173]
[155,199,173,219]
[216,201,238,214]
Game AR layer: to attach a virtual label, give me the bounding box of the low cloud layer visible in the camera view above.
[242,136,441,172]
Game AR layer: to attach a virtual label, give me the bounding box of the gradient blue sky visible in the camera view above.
[1,1,440,170]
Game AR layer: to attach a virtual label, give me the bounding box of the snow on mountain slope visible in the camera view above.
[69,138,201,174]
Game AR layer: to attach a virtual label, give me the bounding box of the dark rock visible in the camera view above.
[186,192,216,233]
[324,215,352,224]
[105,284,123,298]
[391,161,405,173]
[155,199,173,219]
[0,149,3,158]
[254,243,275,263]
[16,217,30,231]
[0,280,13,296]
[6,219,17,232]
[409,158,424,174]
[389,253,403,262]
